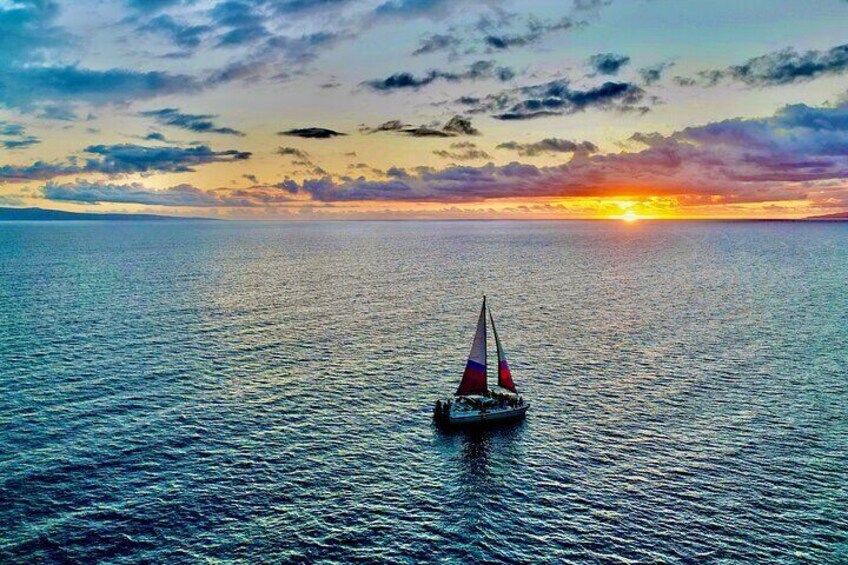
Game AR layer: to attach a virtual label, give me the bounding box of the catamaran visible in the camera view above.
[433,296,529,426]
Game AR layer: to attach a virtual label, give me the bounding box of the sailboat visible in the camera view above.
[433,296,529,426]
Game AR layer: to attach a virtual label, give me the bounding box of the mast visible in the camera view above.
[488,301,518,393]
[456,296,488,396]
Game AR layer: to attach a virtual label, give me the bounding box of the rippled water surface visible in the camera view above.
[1,221,846,564]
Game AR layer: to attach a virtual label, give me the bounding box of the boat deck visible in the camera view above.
[434,394,529,426]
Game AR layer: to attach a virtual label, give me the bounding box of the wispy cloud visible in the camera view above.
[362,60,515,92]
[0,143,251,183]
[686,43,848,87]
[433,142,491,160]
[140,108,245,136]
[458,78,650,120]
[43,180,293,207]
[497,138,598,156]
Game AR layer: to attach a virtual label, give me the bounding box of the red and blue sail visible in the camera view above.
[456,297,488,396]
[489,307,517,393]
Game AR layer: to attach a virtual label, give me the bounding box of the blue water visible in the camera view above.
[1,221,846,564]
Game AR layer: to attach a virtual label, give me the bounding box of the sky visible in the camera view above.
[1,0,848,220]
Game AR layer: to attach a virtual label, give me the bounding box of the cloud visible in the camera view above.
[124,0,186,11]
[210,1,270,47]
[362,60,515,92]
[0,65,203,111]
[83,143,251,173]
[277,102,848,208]
[140,108,245,136]
[690,43,848,87]
[497,138,598,156]
[433,142,491,160]
[277,147,310,158]
[0,121,40,150]
[0,143,251,182]
[0,2,208,112]
[638,62,674,85]
[137,14,212,51]
[42,180,293,207]
[468,78,649,120]
[278,127,346,138]
[2,137,41,150]
[361,119,408,133]
[588,53,631,75]
[362,115,479,137]
[484,17,574,51]
[413,33,461,56]
[442,115,480,135]
[374,0,458,19]
[0,1,67,64]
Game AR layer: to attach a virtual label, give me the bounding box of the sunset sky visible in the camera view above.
[1,0,848,219]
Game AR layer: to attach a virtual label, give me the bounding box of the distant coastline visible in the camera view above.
[0,207,215,222]
[2,206,847,222]
[806,211,848,220]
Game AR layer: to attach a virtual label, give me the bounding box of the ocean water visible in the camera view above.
[1,220,846,564]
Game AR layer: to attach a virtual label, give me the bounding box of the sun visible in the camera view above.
[621,209,639,223]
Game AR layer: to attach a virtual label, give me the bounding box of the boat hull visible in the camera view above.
[439,404,529,427]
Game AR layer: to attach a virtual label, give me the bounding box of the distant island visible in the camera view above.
[0,207,214,221]
[806,211,848,220]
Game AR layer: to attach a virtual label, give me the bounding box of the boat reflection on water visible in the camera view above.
[434,420,527,484]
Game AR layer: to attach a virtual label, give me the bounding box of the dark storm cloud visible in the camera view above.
[497,138,598,156]
[140,108,245,136]
[688,43,848,87]
[278,127,347,138]
[362,60,515,92]
[588,53,631,75]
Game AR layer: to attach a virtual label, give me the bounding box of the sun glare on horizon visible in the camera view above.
[621,210,639,223]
